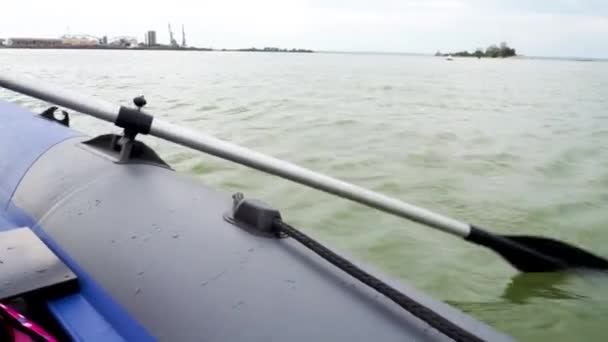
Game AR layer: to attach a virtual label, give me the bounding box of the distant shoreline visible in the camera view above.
[0,46,314,53]
[1,46,604,61]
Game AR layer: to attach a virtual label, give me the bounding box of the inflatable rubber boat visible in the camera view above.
[0,98,517,342]
[4,74,599,341]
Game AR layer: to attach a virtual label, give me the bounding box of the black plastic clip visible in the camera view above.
[113,96,149,162]
[39,106,69,127]
[224,193,285,238]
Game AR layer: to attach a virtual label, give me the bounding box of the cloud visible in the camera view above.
[483,0,608,16]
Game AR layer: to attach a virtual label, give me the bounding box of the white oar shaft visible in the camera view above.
[0,74,119,122]
[0,74,471,237]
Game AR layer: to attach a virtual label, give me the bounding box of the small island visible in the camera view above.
[435,42,516,58]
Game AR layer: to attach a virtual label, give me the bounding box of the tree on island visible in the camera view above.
[437,42,516,58]
[498,42,516,57]
[485,44,501,58]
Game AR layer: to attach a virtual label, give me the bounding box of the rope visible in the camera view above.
[273,219,485,342]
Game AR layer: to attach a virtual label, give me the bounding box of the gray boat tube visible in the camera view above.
[5,128,512,341]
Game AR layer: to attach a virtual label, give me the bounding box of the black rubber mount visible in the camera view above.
[224,193,284,238]
[82,134,172,168]
[39,106,70,127]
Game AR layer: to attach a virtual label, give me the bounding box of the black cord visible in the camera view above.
[273,219,485,342]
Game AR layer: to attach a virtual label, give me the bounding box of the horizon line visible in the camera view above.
[1,36,605,60]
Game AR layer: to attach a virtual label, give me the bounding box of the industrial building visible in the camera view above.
[5,38,63,48]
[3,24,191,50]
[61,34,99,46]
[145,31,157,46]
[109,36,138,47]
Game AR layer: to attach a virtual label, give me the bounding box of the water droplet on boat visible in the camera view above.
[232,300,245,309]
[201,281,208,287]
[36,269,47,273]
[64,274,71,279]
[248,248,254,252]
[0,259,4,264]
[135,288,142,295]
[95,199,101,206]
[172,234,179,239]
[111,239,116,244]
[131,235,137,239]
[6,246,14,251]
[138,271,144,276]
[77,212,82,216]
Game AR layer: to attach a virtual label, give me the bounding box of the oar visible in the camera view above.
[1,74,607,272]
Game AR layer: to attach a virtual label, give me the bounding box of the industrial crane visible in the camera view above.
[168,23,178,47]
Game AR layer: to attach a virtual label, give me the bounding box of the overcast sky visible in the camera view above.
[2,0,607,58]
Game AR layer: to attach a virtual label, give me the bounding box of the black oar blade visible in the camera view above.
[506,235,608,270]
[466,226,608,272]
